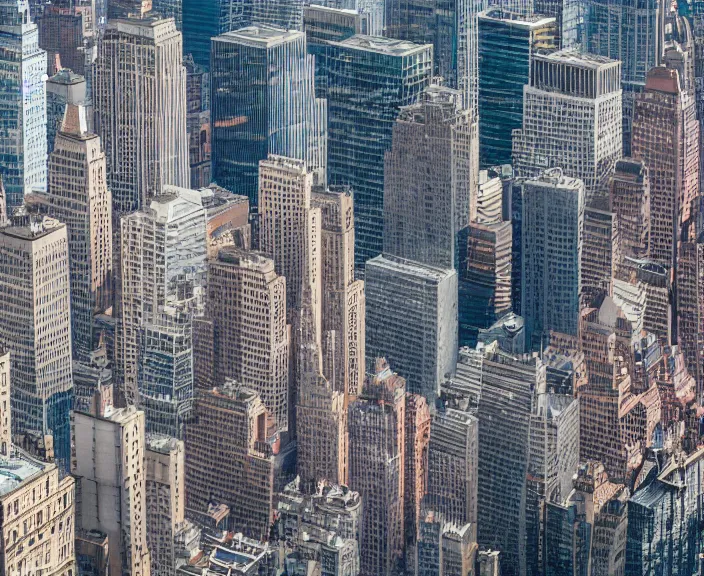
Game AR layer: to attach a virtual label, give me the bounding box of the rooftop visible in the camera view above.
[215,25,303,47]
[478,7,556,28]
[47,69,85,86]
[534,48,620,69]
[367,254,456,281]
[334,34,431,56]
[0,450,51,498]
[145,433,180,454]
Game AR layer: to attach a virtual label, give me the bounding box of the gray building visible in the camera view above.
[0,0,48,209]
[326,35,432,269]
[46,69,87,156]
[383,85,477,270]
[512,49,622,205]
[210,26,325,207]
[365,255,457,403]
[521,170,584,345]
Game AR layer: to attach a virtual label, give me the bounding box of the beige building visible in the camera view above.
[0,450,76,576]
[93,17,189,218]
[0,349,10,456]
[206,247,290,433]
[184,384,275,539]
[27,103,113,365]
[312,186,365,396]
[145,434,189,576]
[0,217,73,470]
[72,406,151,576]
[259,155,322,331]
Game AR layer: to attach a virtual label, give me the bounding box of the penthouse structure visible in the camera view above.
[0,218,73,470]
[609,158,650,271]
[45,70,87,156]
[478,8,557,167]
[206,248,290,433]
[121,187,207,429]
[93,17,189,219]
[632,66,699,265]
[327,35,432,268]
[184,384,275,539]
[348,359,406,576]
[312,186,365,396]
[365,255,457,403]
[0,450,76,576]
[521,170,585,344]
[513,49,622,204]
[72,406,151,576]
[0,0,47,208]
[384,85,477,270]
[211,27,325,206]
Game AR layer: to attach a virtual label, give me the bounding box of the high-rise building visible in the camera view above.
[206,247,290,433]
[311,186,365,396]
[580,205,618,303]
[677,235,704,391]
[30,103,112,366]
[327,35,432,269]
[348,359,406,576]
[185,55,211,189]
[120,186,206,428]
[184,383,275,539]
[365,255,458,403]
[631,66,699,265]
[45,70,87,156]
[609,158,650,272]
[475,349,542,576]
[385,0,482,113]
[425,405,478,531]
[145,434,190,576]
[36,0,94,77]
[93,17,189,219]
[584,0,660,154]
[513,49,622,204]
[72,405,152,576]
[477,8,557,168]
[0,0,48,209]
[404,393,430,560]
[384,85,477,270]
[416,511,476,576]
[211,27,324,207]
[0,450,77,576]
[0,350,10,456]
[259,156,322,324]
[0,218,73,471]
[521,170,585,344]
[295,294,348,488]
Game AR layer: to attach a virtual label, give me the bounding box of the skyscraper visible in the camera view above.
[72,405,151,576]
[45,70,87,156]
[477,8,557,168]
[259,156,322,325]
[584,0,660,154]
[521,170,585,344]
[206,247,290,433]
[631,66,699,265]
[31,103,112,367]
[326,35,432,269]
[0,218,73,471]
[365,255,458,403]
[580,206,618,302]
[0,0,48,209]
[348,359,406,576]
[184,383,275,539]
[311,186,365,396]
[385,0,482,113]
[211,27,323,207]
[513,49,622,204]
[120,186,207,427]
[93,17,189,219]
[383,85,477,270]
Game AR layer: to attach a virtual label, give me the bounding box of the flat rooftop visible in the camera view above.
[334,34,431,56]
[478,7,556,28]
[215,25,303,47]
[535,48,619,69]
[0,451,50,497]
